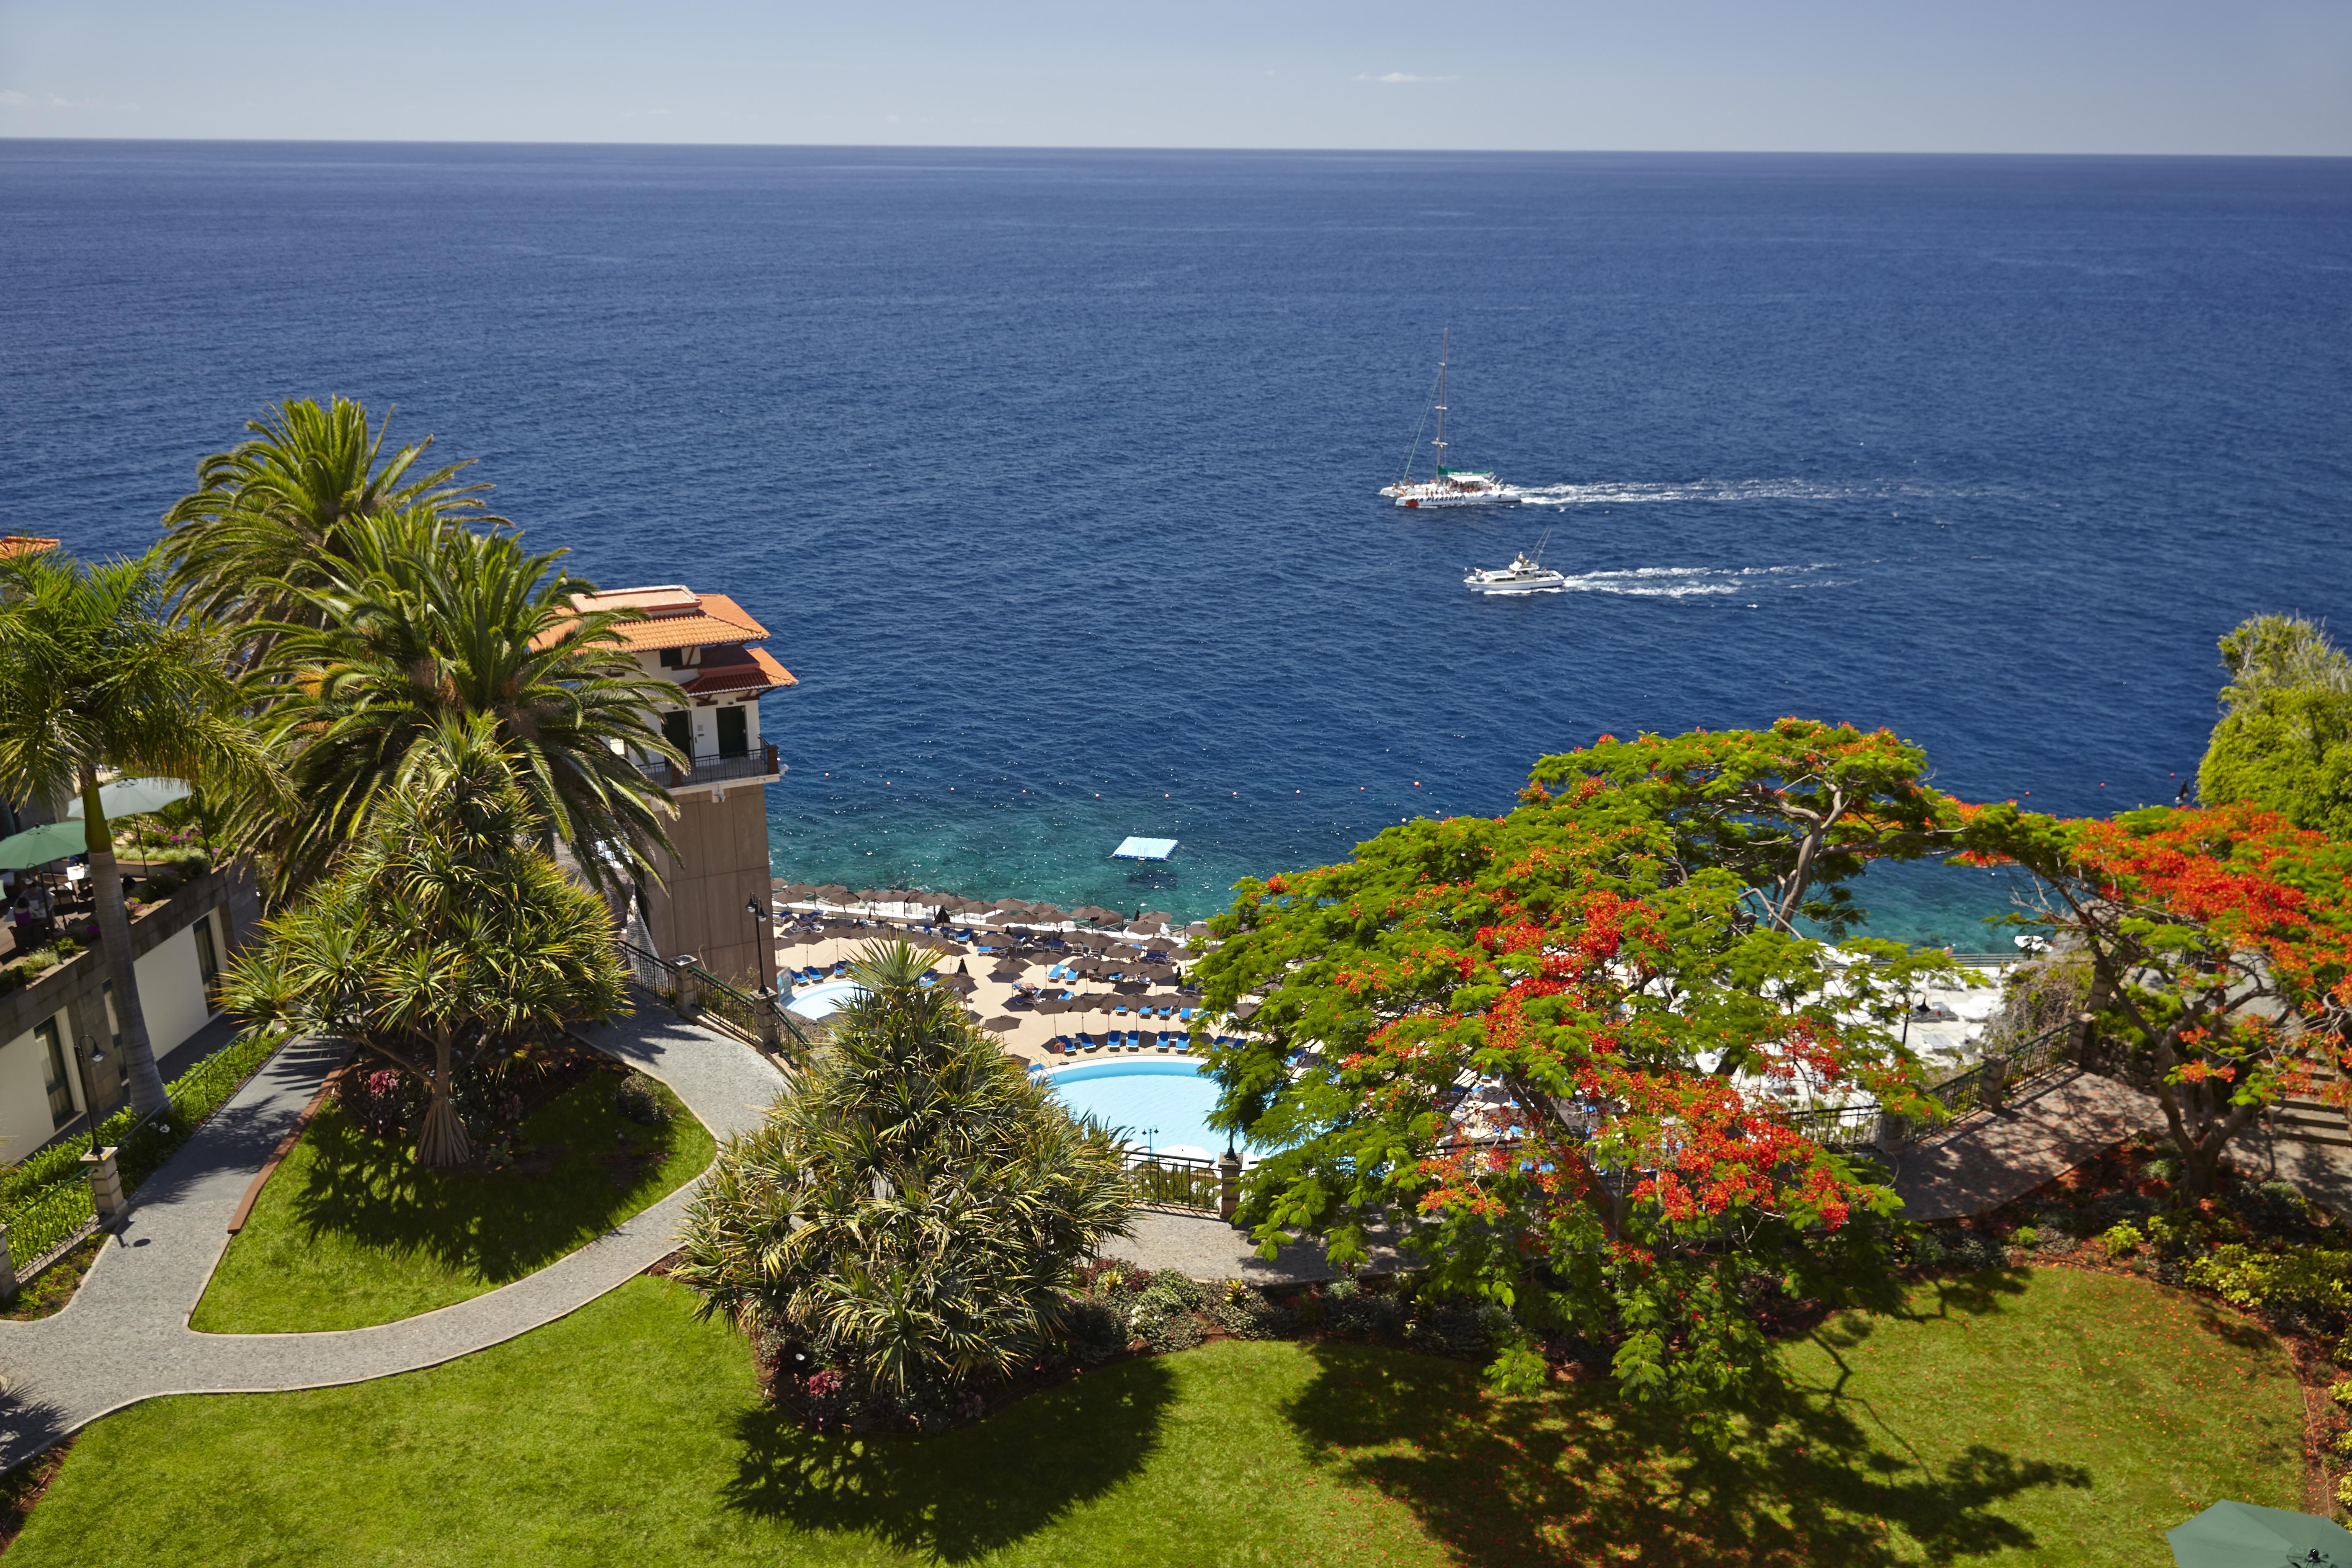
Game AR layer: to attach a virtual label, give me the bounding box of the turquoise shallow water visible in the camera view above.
[7,145,2347,946]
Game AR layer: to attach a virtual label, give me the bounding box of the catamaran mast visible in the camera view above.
[1432,327,1449,477]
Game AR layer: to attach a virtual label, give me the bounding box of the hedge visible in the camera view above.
[2,1029,281,1267]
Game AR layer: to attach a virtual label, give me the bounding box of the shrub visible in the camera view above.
[2187,1246,2352,1335]
[2010,1226,2041,1250]
[334,1068,416,1141]
[1063,1297,1127,1365]
[611,1071,669,1128]
[1406,1299,1513,1362]
[2331,1380,2352,1410]
[2100,1222,2147,1259]
[2232,1181,2324,1243]
[1933,1230,2006,1272]
[2338,1475,2352,1511]
[672,941,1132,1421]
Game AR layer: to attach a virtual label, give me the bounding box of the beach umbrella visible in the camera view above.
[944,974,978,995]
[0,820,88,871]
[1071,905,1121,925]
[2167,1500,2352,1566]
[65,776,193,821]
[812,884,851,901]
[982,1016,1019,1033]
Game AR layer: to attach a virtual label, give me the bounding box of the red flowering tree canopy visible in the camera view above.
[1527,717,1958,936]
[1194,724,1960,1421]
[1956,799,2352,1191]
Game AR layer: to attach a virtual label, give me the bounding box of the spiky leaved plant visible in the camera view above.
[222,713,627,1166]
[673,940,1133,1425]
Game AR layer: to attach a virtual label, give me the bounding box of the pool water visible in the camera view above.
[1045,1058,1245,1162]
[784,979,865,1019]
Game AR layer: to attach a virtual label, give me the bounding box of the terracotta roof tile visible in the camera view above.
[539,587,772,652]
[684,645,797,695]
[0,536,61,560]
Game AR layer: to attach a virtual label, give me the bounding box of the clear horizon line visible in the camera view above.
[2,134,2347,162]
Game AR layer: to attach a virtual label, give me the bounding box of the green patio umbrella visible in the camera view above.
[0,819,90,870]
[64,776,193,820]
[2168,1499,2352,1566]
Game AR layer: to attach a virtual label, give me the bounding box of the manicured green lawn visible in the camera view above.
[13,1266,2305,1566]
[191,1071,714,1333]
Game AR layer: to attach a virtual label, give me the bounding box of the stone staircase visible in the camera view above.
[2268,1057,2352,1150]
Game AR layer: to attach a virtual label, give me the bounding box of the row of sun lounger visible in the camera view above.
[1042,1032,1248,1057]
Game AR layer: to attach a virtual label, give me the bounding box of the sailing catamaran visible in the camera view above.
[1380,330,1519,508]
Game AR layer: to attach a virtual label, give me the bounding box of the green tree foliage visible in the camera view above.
[160,395,494,641]
[672,941,1133,1427]
[1955,798,2352,1196]
[222,715,627,1167]
[1193,722,1957,1430]
[2197,614,2352,839]
[235,508,679,900]
[0,546,277,1115]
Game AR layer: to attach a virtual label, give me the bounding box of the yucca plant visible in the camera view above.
[221,713,627,1166]
[673,940,1132,1427]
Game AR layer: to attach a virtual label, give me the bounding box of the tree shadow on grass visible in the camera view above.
[280,1083,701,1284]
[722,1357,1176,1564]
[1284,1339,2090,1568]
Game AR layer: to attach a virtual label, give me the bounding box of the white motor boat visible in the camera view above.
[1464,552,1565,594]
[1465,531,1565,594]
[1380,330,1520,508]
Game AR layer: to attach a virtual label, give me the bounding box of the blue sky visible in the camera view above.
[3,0,2348,152]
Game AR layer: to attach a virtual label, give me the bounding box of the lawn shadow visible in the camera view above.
[1282,1344,2090,1568]
[1908,1266,2034,1324]
[280,1086,697,1284]
[722,1357,1176,1563]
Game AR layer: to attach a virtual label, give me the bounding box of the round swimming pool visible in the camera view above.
[1044,1058,1249,1163]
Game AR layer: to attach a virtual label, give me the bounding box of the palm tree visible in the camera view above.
[222,714,627,1166]
[239,507,680,901]
[160,395,495,640]
[0,547,279,1116]
[672,941,1133,1425]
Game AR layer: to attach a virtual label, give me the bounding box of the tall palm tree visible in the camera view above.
[223,714,627,1166]
[673,941,1132,1423]
[160,395,495,641]
[242,507,680,901]
[0,547,279,1116]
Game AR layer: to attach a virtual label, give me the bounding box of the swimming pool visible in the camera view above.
[783,979,865,1020]
[1044,1057,1250,1163]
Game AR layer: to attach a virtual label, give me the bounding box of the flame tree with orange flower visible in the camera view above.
[1956,799,2352,1197]
[1193,720,1963,1425]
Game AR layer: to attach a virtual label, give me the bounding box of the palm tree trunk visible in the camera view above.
[415,1022,472,1168]
[80,767,168,1117]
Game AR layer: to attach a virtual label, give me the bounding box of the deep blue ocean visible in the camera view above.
[4,143,2348,943]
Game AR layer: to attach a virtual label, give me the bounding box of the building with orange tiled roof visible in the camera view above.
[0,536,60,561]
[578,584,797,990]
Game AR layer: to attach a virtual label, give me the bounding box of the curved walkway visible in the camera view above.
[0,1009,782,1473]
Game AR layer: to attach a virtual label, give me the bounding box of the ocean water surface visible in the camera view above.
[3,143,2347,943]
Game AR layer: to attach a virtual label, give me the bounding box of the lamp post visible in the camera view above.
[72,1033,128,1228]
[745,897,772,998]
[72,1034,108,1156]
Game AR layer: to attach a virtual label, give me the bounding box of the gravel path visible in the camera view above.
[0,1008,781,1473]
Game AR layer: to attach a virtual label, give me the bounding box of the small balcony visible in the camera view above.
[636,743,782,792]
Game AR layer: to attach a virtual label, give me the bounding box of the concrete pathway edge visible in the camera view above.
[0,1009,782,1472]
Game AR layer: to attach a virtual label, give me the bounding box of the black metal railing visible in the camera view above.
[1773,1019,2075,1150]
[618,938,809,1061]
[1124,1149,1223,1212]
[636,745,781,789]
